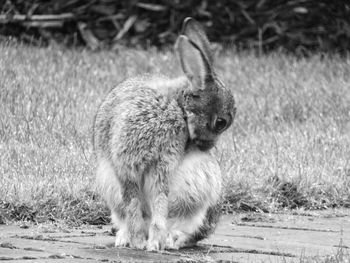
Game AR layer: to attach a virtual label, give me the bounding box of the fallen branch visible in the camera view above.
[0,13,75,23]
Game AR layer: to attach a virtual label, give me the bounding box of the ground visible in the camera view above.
[0,42,350,262]
[1,210,350,262]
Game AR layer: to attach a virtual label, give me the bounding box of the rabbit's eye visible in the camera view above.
[214,118,227,132]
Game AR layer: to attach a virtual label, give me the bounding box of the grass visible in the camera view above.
[298,243,350,263]
[0,39,349,225]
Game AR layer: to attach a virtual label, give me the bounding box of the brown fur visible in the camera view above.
[93,18,235,251]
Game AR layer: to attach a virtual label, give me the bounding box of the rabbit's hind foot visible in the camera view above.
[166,206,211,249]
[165,230,190,250]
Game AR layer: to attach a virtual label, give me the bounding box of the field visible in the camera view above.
[0,40,349,225]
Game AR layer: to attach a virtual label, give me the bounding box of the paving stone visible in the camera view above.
[57,234,115,246]
[0,237,189,262]
[6,259,100,263]
[0,247,52,260]
[203,213,350,257]
[0,225,35,237]
[0,209,349,263]
[211,252,297,263]
[0,238,87,259]
[234,212,350,232]
[81,247,192,262]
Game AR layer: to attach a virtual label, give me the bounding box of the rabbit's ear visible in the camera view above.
[175,35,213,90]
[182,18,213,65]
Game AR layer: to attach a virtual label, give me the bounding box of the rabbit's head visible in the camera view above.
[176,18,236,151]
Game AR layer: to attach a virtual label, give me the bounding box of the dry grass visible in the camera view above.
[299,243,350,263]
[0,40,349,224]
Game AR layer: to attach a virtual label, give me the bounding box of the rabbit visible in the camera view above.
[93,17,236,251]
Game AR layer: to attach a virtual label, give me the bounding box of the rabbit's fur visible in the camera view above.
[93,18,236,251]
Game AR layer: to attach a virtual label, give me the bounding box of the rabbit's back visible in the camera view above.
[94,75,188,182]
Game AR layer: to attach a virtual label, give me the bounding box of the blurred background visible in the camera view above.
[1,0,349,54]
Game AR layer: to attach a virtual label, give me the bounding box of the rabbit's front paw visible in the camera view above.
[114,227,130,247]
[130,230,147,250]
[147,224,166,251]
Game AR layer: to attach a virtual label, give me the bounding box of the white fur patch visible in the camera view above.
[169,150,222,210]
[166,150,222,247]
[186,112,197,139]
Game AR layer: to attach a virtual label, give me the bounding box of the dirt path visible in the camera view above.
[1,209,349,262]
